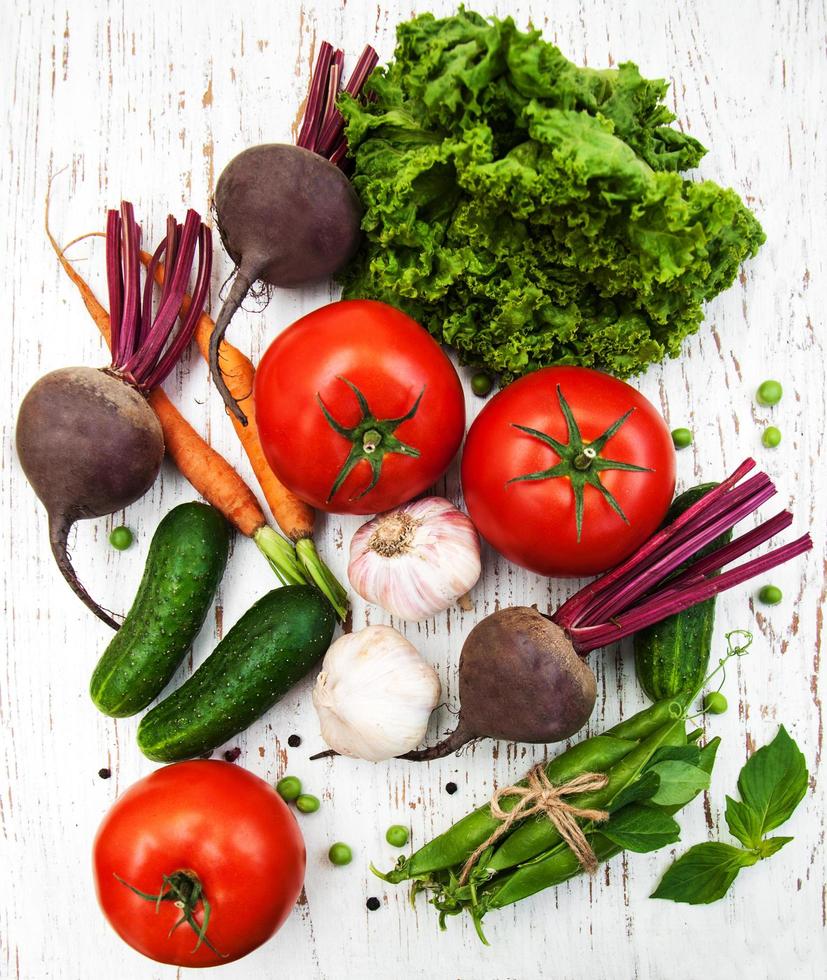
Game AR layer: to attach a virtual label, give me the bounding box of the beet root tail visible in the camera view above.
[49,513,120,631]
[209,257,263,427]
[397,724,472,762]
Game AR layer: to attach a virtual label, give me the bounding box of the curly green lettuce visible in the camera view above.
[339,8,765,380]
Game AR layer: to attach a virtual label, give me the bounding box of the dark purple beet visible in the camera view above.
[210,143,362,423]
[401,607,596,761]
[16,366,164,629]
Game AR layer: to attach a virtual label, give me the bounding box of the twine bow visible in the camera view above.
[459,765,611,885]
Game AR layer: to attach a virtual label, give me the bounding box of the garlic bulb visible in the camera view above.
[312,625,441,761]
[348,497,481,621]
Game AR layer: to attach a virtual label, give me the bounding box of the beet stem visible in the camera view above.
[48,513,120,631]
[297,41,334,150]
[106,210,122,358]
[567,533,812,654]
[577,475,777,627]
[297,42,379,166]
[552,459,757,629]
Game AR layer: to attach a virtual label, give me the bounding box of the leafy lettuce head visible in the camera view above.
[339,8,765,381]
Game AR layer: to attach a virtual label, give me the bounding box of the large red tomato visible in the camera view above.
[255,300,465,515]
[461,367,675,577]
[93,762,305,967]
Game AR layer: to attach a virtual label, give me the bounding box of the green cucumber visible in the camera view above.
[137,585,336,762]
[90,502,229,717]
[634,484,733,701]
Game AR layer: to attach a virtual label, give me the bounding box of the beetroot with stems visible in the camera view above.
[211,42,378,424]
[16,203,211,629]
[402,459,811,760]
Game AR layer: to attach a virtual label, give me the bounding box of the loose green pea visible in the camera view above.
[385,825,409,848]
[276,776,302,802]
[758,584,783,606]
[671,427,692,450]
[762,426,782,448]
[296,793,320,814]
[756,380,783,406]
[703,691,728,715]
[109,526,133,550]
[471,371,493,397]
[328,842,352,866]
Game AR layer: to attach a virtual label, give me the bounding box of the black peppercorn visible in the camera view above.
[445,781,458,795]
[366,897,381,911]
[98,768,111,779]
[223,747,241,762]
[288,734,302,748]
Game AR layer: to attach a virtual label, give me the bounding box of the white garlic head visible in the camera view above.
[347,497,482,621]
[312,625,441,761]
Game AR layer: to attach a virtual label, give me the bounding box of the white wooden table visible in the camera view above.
[3,2,825,977]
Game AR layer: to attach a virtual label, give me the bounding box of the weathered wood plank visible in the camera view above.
[1,1,824,977]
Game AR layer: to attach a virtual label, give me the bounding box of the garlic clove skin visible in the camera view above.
[348,497,482,622]
[312,625,441,762]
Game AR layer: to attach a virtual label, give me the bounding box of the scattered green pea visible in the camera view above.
[756,379,783,406]
[670,427,693,450]
[758,584,783,606]
[109,526,133,550]
[385,825,409,848]
[703,691,728,715]
[328,842,353,866]
[295,793,320,814]
[762,426,782,448]
[471,371,493,397]
[276,775,302,802]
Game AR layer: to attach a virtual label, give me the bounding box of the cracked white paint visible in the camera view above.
[1,1,824,978]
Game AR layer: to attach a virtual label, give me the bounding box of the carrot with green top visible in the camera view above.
[141,250,347,613]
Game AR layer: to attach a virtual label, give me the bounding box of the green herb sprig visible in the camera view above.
[651,726,808,905]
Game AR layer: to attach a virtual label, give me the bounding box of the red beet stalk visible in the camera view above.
[107,202,211,391]
[552,459,812,655]
[297,42,379,168]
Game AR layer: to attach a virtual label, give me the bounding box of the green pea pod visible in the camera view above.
[604,697,687,740]
[486,719,688,873]
[479,736,721,916]
[381,735,637,883]
[485,833,621,913]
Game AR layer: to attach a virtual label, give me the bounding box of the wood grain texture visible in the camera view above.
[1,1,825,977]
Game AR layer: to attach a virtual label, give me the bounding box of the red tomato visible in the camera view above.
[255,300,465,515]
[461,367,675,577]
[93,762,305,967]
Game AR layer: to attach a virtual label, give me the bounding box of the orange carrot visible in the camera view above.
[141,251,315,543]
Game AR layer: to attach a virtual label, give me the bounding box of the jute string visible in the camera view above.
[459,765,610,885]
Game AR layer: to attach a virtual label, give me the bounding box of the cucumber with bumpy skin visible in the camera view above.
[90,502,229,717]
[137,585,336,762]
[634,484,732,701]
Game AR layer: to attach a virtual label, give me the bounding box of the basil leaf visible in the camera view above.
[608,770,660,812]
[736,725,808,836]
[758,836,794,859]
[651,843,758,905]
[646,745,701,769]
[648,761,711,806]
[725,795,763,849]
[601,804,681,853]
